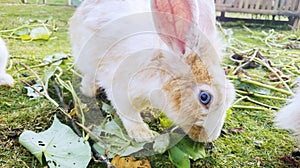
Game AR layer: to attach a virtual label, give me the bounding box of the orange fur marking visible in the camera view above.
[162,79,183,112]
[186,53,212,85]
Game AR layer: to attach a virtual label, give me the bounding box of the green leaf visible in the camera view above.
[24,80,44,100]
[92,120,146,158]
[168,146,190,168]
[43,53,67,89]
[119,143,146,156]
[103,119,128,140]
[14,28,30,36]
[235,80,270,95]
[43,53,68,64]
[19,116,91,168]
[43,64,61,90]
[30,27,51,40]
[14,28,31,40]
[92,142,106,155]
[20,34,31,40]
[159,113,173,128]
[101,102,115,114]
[24,54,67,100]
[153,133,170,153]
[174,136,205,161]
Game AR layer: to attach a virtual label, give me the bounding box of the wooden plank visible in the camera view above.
[279,0,286,10]
[260,0,265,10]
[216,16,289,25]
[274,0,280,10]
[219,0,224,4]
[215,0,233,9]
[293,17,300,29]
[265,0,270,10]
[214,0,300,20]
[267,0,273,10]
[232,0,236,5]
[238,0,244,9]
[217,1,224,6]
[254,0,261,9]
[248,0,255,10]
[244,0,249,9]
[226,0,233,7]
[292,0,296,11]
[258,0,262,9]
[234,0,240,8]
[216,7,300,16]
[262,0,268,10]
[285,0,292,11]
[215,4,232,10]
[291,0,297,11]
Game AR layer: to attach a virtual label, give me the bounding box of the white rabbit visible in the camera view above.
[69,0,235,142]
[275,80,300,143]
[0,38,14,86]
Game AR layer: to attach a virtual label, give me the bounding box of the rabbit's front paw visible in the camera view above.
[0,73,14,86]
[126,123,155,142]
[80,75,97,97]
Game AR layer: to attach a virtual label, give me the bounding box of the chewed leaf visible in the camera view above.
[43,53,67,89]
[19,116,91,168]
[43,64,61,90]
[30,27,51,40]
[92,120,146,158]
[153,134,170,153]
[163,135,205,167]
[24,80,44,100]
[121,143,147,156]
[25,53,68,99]
[168,146,190,168]
[174,136,205,161]
[43,53,68,64]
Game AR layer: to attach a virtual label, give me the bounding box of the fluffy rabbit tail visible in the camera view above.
[275,81,300,142]
[0,38,14,86]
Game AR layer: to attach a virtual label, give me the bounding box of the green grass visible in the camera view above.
[1,0,70,5]
[0,3,300,168]
[0,4,75,168]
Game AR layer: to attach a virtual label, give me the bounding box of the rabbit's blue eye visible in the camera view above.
[199,91,211,105]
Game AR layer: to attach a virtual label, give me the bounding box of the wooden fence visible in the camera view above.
[215,0,300,28]
[19,0,300,28]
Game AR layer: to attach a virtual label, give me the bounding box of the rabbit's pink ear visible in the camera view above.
[152,0,196,54]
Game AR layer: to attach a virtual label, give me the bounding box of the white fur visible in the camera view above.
[275,81,300,142]
[0,38,14,86]
[69,0,235,142]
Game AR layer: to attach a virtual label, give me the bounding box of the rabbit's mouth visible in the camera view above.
[188,125,209,142]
